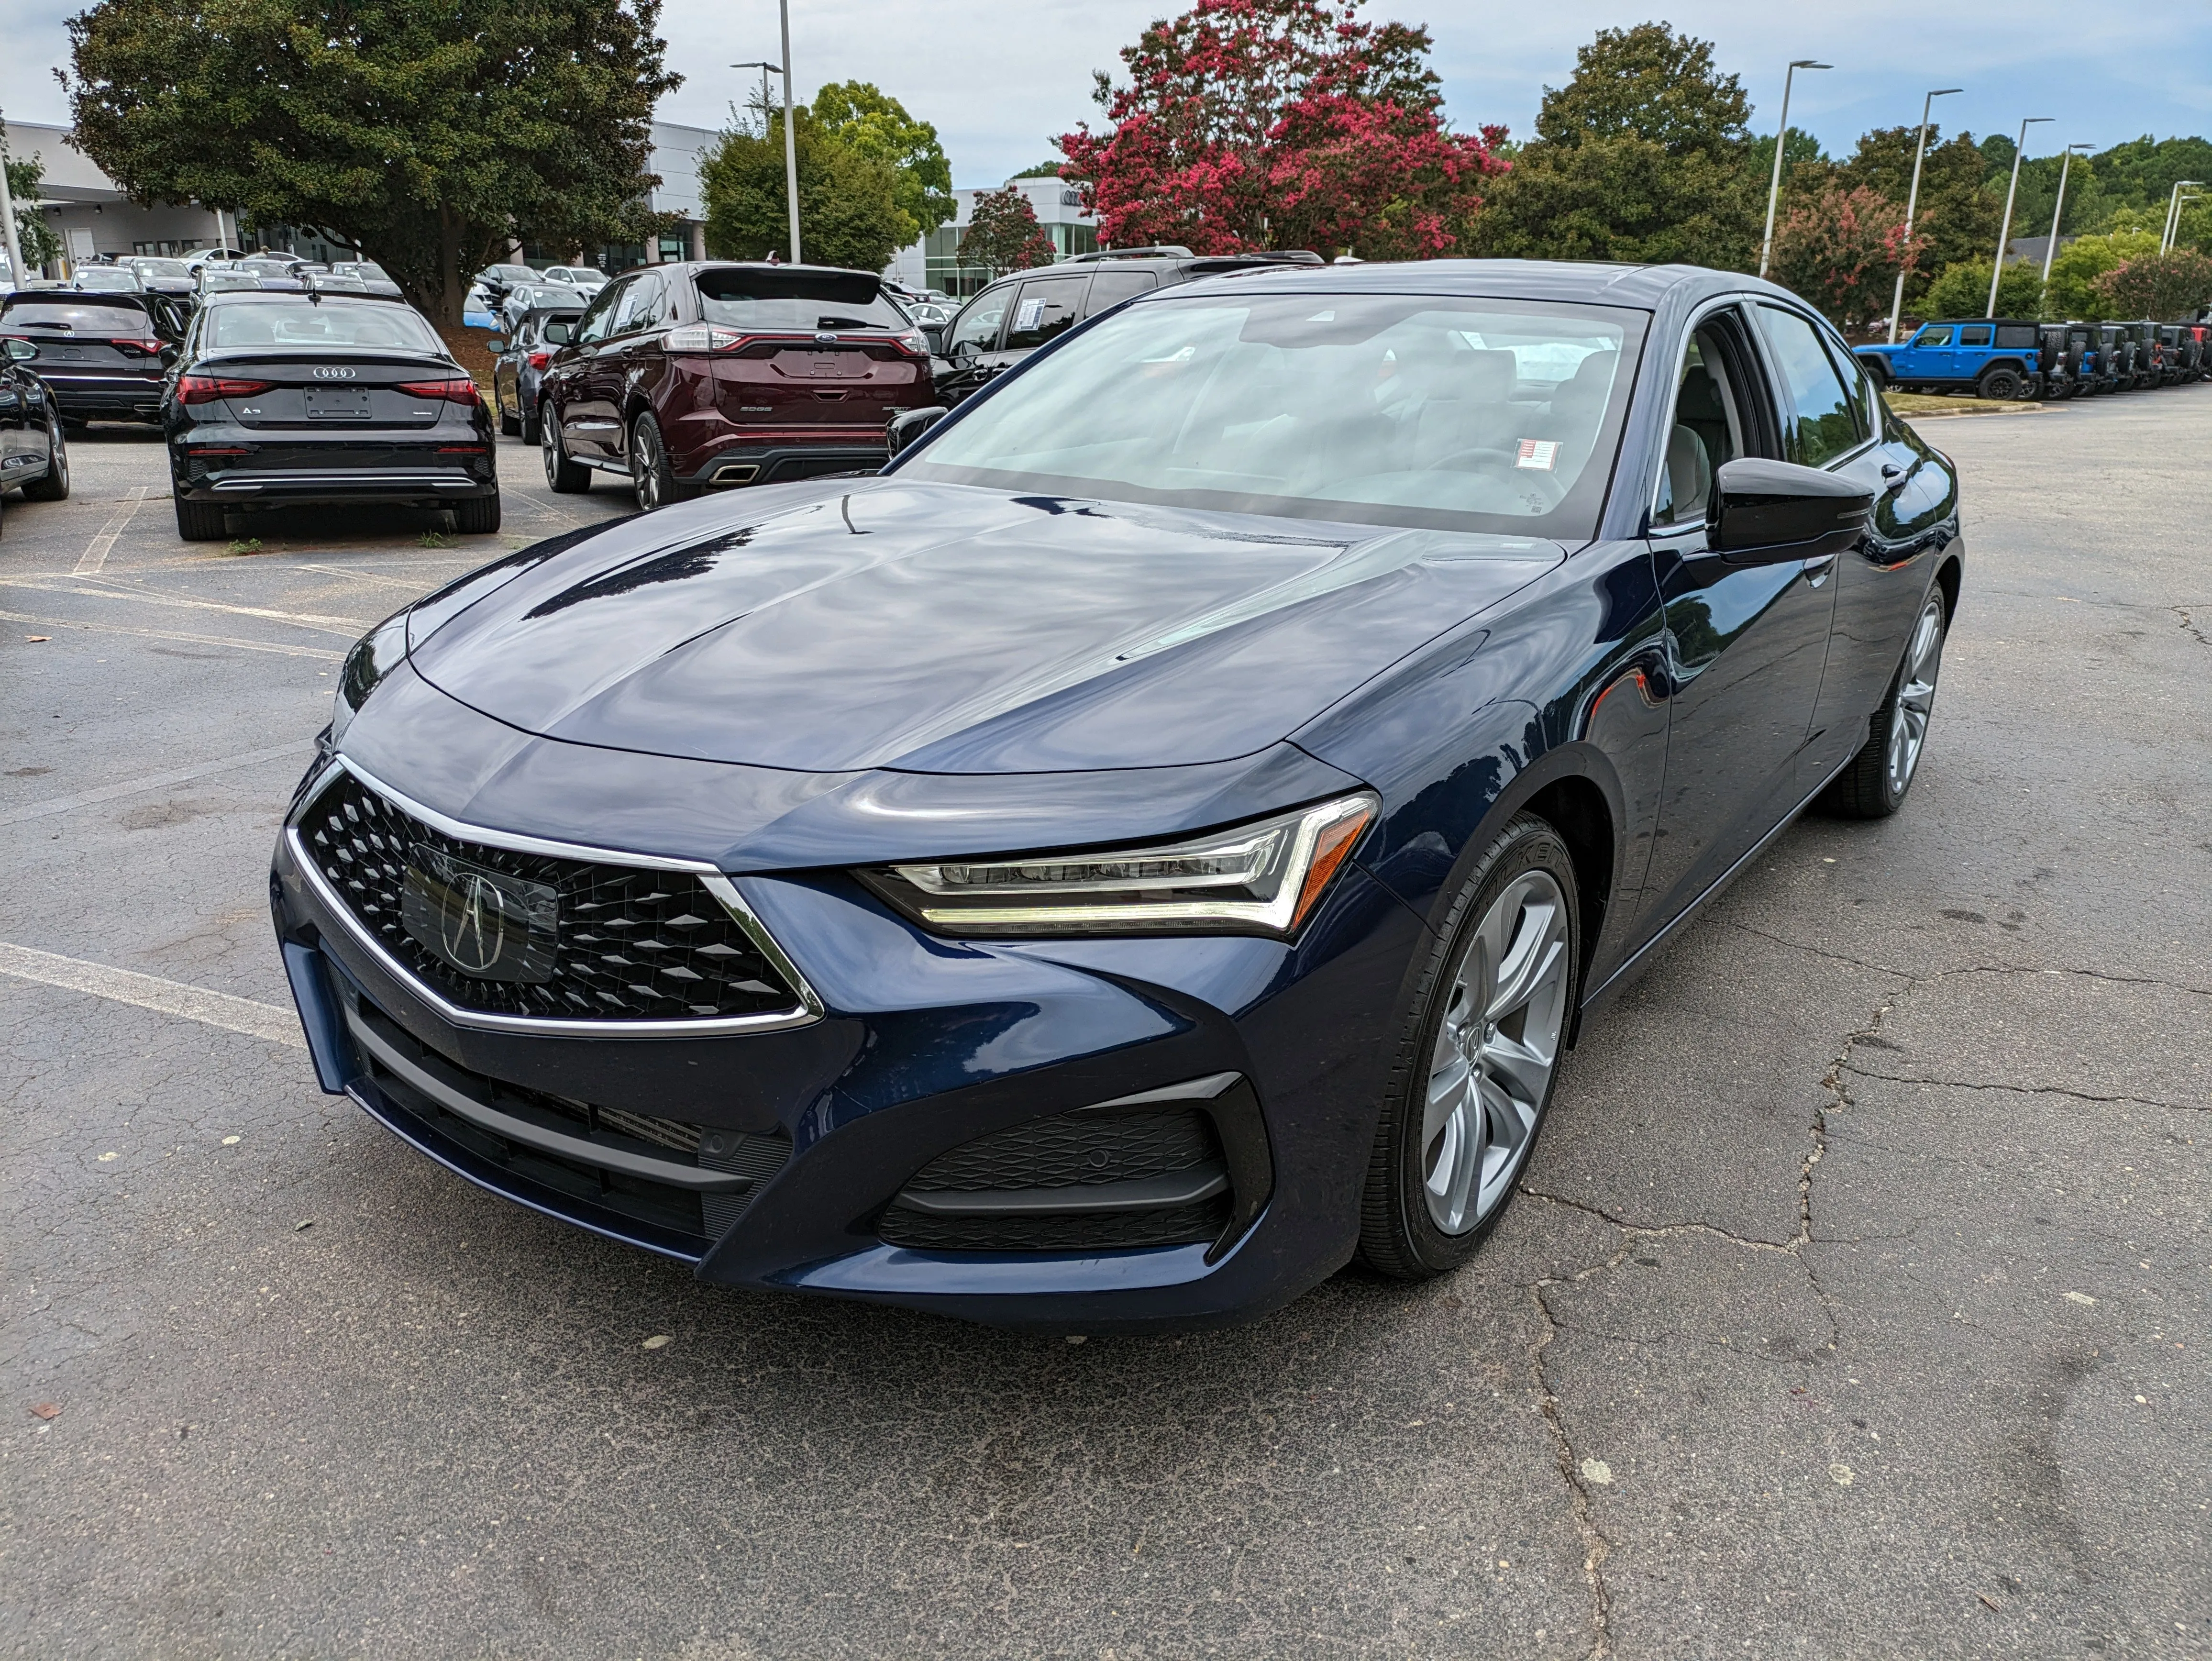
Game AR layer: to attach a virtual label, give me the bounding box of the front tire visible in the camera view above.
[21,416,69,501]
[174,495,227,543]
[542,411,589,494]
[1818,587,1947,819]
[1359,815,1580,1279]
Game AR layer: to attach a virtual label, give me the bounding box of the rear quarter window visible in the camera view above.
[1994,325,2037,350]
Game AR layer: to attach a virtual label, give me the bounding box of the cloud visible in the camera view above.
[8,0,2210,188]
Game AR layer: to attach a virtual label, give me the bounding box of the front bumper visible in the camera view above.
[269,759,1420,1329]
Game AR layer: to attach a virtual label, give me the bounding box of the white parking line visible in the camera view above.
[0,740,307,828]
[6,576,366,635]
[73,487,154,576]
[0,942,303,1048]
[0,608,345,660]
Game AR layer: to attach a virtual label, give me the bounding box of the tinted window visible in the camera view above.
[1995,325,2037,349]
[1085,268,1160,316]
[909,293,1644,536]
[691,267,906,332]
[1958,324,1992,347]
[1003,276,1089,349]
[1654,329,1746,530]
[204,299,442,352]
[1759,304,1863,468]
[947,288,1011,354]
[1912,326,1953,348]
[1,299,150,332]
[609,274,664,335]
[573,278,628,344]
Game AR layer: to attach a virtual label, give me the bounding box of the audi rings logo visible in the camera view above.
[312,366,357,380]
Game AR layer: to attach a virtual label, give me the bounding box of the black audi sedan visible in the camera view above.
[164,290,498,542]
[270,261,1961,1329]
[0,290,176,426]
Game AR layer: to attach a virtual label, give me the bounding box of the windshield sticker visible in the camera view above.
[1014,298,1046,332]
[1516,439,1560,471]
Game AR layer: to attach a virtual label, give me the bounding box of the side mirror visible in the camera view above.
[886,406,950,457]
[159,345,179,367]
[484,335,505,353]
[543,321,572,344]
[4,338,35,362]
[1710,458,1873,563]
[921,323,946,356]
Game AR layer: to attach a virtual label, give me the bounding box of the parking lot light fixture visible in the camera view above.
[1888,89,1962,344]
[778,0,800,265]
[1989,118,2052,318]
[731,59,783,133]
[1759,59,1832,280]
[2163,181,2204,253]
[2042,144,2093,291]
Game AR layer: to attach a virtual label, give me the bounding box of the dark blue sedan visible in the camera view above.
[270,261,1961,1329]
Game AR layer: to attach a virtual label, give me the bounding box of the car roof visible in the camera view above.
[1166,258,1797,312]
[199,288,410,306]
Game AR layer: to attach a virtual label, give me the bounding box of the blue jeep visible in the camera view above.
[1855,319,2043,399]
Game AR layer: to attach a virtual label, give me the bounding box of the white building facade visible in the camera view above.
[885,175,1097,298]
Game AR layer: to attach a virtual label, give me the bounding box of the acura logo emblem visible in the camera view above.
[312,366,357,380]
[399,847,559,984]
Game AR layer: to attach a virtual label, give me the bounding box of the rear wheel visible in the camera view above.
[542,411,589,493]
[497,382,520,438]
[21,415,69,501]
[519,396,542,447]
[1359,815,1580,1279]
[174,494,227,543]
[628,411,691,511]
[1819,587,1947,820]
[1977,366,2024,401]
[452,493,502,535]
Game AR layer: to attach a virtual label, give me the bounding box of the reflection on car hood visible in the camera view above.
[406,480,1563,775]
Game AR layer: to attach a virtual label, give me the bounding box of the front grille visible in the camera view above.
[302,771,800,1022]
[878,1107,1232,1253]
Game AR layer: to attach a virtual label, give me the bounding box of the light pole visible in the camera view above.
[1887,88,1962,344]
[777,0,800,264]
[731,60,782,132]
[1759,58,1832,279]
[2041,143,2091,297]
[2162,180,2204,253]
[1987,117,2051,318]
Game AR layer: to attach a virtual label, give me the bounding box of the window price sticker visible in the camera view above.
[1014,298,1046,332]
[1516,439,1560,471]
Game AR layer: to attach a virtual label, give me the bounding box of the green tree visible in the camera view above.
[956,185,1056,278]
[809,81,953,250]
[65,0,677,325]
[701,114,907,272]
[1464,22,1761,268]
[1833,127,1999,300]
[1917,258,2045,321]
[0,118,64,272]
[2045,228,2161,319]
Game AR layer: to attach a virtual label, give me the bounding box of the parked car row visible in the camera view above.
[1855,316,2212,399]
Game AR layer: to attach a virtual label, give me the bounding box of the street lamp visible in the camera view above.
[2162,180,2204,253]
[1987,117,2052,318]
[2041,143,2092,294]
[731,59,782,131]
[1887,88,1962,344]
[777,0,800,264]
[1759,59,1832,279]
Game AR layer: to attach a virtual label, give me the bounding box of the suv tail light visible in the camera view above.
[112,337,168,355]
[662,325,752,354]
[177,374,273,405]
[525,350,551,369]
[395,376,483,406]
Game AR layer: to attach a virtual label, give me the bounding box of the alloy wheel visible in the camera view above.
[632,419,663,510]
[541,417,562,488]
[1421,868,1571,1234]
[48,420,66,490]
[1885,593,1946,798]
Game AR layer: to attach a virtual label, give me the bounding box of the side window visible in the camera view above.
[1652,323,1747,530]
[1911,326,1953,348]
[1084,268,1159,316]
[947,287,1011,354]
[1958,324,1992,348]
[1821,329,1876,442]
[573,278,627,345]
[1757,304,1865,469]
[1002,276,1088,350]
[1994,324,2037,350]
[611,273,664,336]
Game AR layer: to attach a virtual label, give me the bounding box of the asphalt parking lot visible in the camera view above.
[3,401,2208,1660]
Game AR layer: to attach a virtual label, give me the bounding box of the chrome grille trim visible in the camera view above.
[288,755,824,1038]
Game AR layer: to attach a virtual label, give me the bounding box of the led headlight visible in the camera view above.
[329,609,409,745]
[861,793,1378,939]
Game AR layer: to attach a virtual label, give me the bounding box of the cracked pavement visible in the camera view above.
[2,397,2208,1658]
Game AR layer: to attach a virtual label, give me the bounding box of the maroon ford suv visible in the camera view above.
[537,262,932,510]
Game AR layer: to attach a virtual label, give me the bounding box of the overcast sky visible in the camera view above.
[7,0,2211,188]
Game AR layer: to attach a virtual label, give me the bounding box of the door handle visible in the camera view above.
[1879,463,1909,495]
[1803,553,1838,587]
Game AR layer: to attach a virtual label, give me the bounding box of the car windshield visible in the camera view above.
[132,259,192,278]
[205,299,442,353]
[75,269,141,291]
[906,292,1647,536]
[693,267,907,332]
[2,299,150,331]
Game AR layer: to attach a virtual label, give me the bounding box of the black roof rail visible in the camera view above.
[1067,246,1195,262]
[1188,251,1327,272]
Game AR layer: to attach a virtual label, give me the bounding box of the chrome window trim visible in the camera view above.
[288,755,825,1039]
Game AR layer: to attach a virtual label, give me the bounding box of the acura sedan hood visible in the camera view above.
[407,480,1563,775]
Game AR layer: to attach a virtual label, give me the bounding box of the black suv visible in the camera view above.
[927,246,1324,404]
